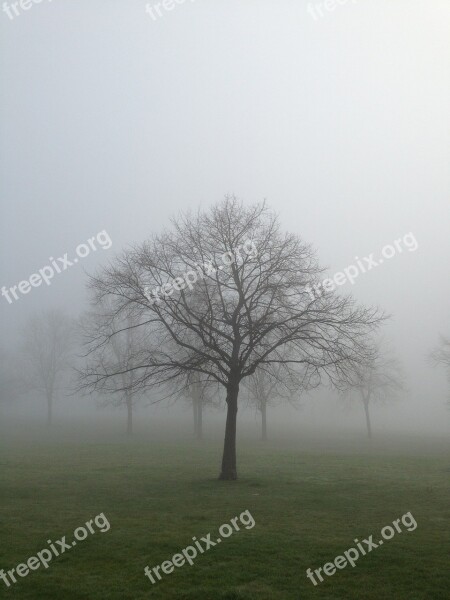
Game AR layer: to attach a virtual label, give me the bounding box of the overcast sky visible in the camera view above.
[1,0,449,429]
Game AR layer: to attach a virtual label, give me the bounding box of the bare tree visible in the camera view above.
[342,343,405,438]
[430,334,450,404]
[0,347,20,412]
[430,335,450,371]
[20,310,74,426]
[177,371,222,440]
[80,309,146,436]
[82,198,385,479]
[244,359,305,441]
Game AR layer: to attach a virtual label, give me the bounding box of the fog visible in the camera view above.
[1,1,449,443]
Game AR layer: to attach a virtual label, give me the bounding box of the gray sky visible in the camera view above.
[1,0,449,430]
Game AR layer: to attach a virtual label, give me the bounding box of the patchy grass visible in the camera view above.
[0,435,449,599]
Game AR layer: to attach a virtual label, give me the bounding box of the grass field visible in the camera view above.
[1,426,449,599]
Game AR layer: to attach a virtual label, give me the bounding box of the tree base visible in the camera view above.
[218,470,237,480]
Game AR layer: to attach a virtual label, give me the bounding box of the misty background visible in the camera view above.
[1,0,449,440]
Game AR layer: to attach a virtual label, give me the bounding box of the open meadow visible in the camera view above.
[1,422,449,600]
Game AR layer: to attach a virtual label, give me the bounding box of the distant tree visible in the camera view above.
[342,344,405,438]
[160,332,224,440]
[20,310,74,426]
[177,371,222,439]
[0,347,20,411]
[430,334,450,404]
[244,359,304,441]
[82,198,385,479]
[80,308,146,436]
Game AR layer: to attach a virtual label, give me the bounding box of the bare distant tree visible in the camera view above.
[177,371,222,439]
[80,308,146,436]
[82,198,385,479]
[0,347,20,411]
[430,335,450,371]
[244,359,305,441]
[430,334,450,404]
[342,344,405,438]
[20,310,74,426]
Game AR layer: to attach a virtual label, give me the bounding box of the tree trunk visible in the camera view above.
[261,399,267,441]
[193,398,199,438]
[219,379,239,480]
[197,399,203,440]
[363,401,372,439]
[126,397,133,436]
[192,380,203,440]
[47,392,53,426]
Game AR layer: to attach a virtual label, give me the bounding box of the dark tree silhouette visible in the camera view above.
[81,198,385,479]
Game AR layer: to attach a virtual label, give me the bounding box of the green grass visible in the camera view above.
[0,431,449,599]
